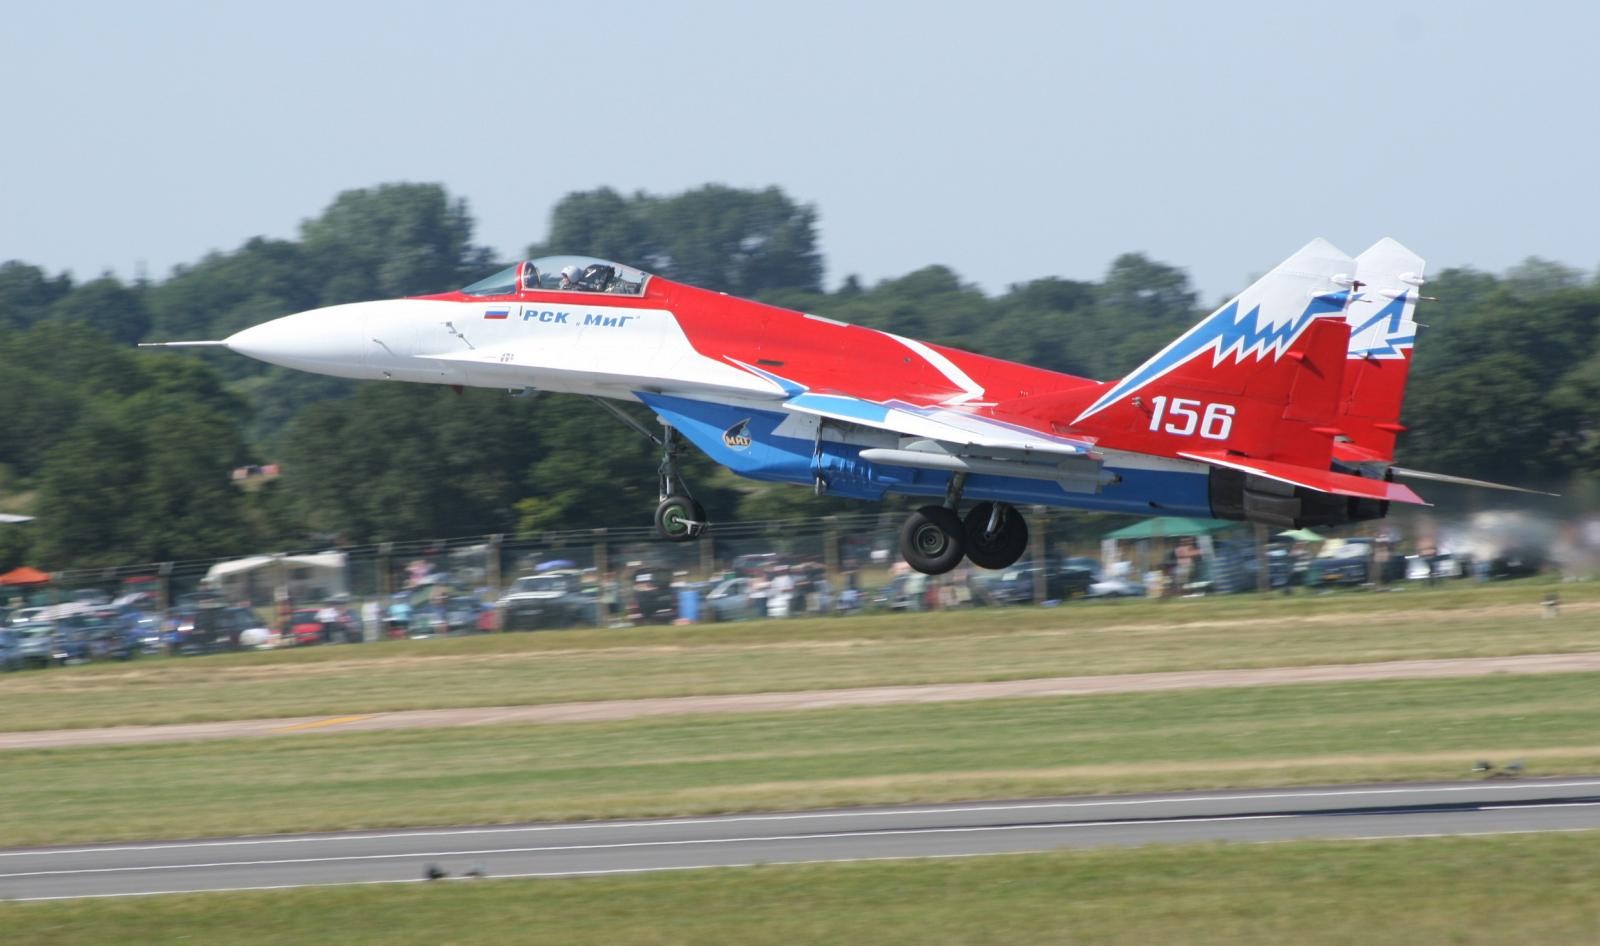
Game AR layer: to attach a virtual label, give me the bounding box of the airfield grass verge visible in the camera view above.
[0,579,1595,732]
[4,672,1600,847]
[7,833,1600,945]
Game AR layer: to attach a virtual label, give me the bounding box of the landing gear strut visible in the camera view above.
[654,424,706,542]
[586,398,707,542]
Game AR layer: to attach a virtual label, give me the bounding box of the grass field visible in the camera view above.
[0,579,1594,731]
[6,833,1599,945]
[6,671,1600,847]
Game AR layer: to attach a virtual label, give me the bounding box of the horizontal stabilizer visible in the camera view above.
[1391,467,1559,497]
[1181,451,1428,505]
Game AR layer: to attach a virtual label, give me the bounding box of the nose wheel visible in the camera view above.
[655,494,707,541]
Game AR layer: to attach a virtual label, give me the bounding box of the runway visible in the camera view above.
[5,779,1600,901]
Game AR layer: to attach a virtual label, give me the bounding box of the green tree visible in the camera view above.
[300,183,494,302]
[0,261,72,331]
[145,237,317,344]
[1091,253,1200,378]
[532,187,658,268]
[1402,352,1556,483]
[276,385,549,543]
[1503,256,1584,298]
[45,275,150,344]
[530,185,823,296]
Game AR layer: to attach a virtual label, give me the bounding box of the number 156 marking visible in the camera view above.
[1148,396,1235,440]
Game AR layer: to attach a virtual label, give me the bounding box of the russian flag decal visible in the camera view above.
[484,308,510,320]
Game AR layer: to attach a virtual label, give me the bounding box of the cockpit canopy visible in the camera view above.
[459,256,650,297]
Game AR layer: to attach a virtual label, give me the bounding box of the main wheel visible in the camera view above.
[961,502,1029,570]
[899,505,966,575]
[655,495,706,542]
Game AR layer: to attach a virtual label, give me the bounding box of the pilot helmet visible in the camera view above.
[559,264,581,286]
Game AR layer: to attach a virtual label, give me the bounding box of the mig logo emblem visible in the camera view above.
[722,419,752,450]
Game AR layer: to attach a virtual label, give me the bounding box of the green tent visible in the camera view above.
[1102,517,1240,540]
[1276,527,1325,543]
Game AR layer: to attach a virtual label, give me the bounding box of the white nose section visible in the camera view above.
[225,303,375,379]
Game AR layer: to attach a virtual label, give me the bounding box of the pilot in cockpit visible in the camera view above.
[558,264,581,291]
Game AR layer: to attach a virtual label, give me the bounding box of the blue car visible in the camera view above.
[13,624,65,669]
[0,629,21,672]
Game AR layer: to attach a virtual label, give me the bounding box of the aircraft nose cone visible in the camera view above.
[226,303,373,378]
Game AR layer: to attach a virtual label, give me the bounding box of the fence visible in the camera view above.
[34,511,920,617]
[17,509,1297,629]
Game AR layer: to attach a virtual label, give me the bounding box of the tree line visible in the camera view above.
[0,182,1592,570]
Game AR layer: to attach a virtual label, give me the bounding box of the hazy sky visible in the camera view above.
[4,0,1597,302]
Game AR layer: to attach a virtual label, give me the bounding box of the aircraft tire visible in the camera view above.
[961,502,1028,570]
[899,505,966,575]
[655,496,706,542]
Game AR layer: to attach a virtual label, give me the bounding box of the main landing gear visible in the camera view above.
[898,474,1029,575]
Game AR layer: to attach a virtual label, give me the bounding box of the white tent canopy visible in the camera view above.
[204,552,348,604]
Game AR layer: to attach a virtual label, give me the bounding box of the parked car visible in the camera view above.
[872,571,925,611]
[990,557,1097,605]
[1305,539,1373,587]
[14,624,65,668]
[498,572,598,630]
[0,629,22,672]
[627,571,676,625]
[729,553,787,577]
[706,576,756,621]
[58,619,139,662]
[1085,571,1145,598]
[442,595,488,635]
[287,608,329,646]
[169,602,249,654]
[1405,552,1464,582]
[8,606,46,626]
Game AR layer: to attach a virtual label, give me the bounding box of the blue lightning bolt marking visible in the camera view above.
[1073,292,1349,423]
[728,358,807,397]
[1346,292,1414,358]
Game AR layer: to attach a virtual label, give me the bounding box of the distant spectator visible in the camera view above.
[768,568,794,619]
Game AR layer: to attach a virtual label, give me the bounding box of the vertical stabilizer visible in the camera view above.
[1067,239,1356,465]
[1338,238,1426,460]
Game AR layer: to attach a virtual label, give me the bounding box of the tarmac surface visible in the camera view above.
[5,779,1599,900]
[6,651,1600,751]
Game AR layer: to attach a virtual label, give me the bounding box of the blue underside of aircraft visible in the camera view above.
[639,393,1214,517]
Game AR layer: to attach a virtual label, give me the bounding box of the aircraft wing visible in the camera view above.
[783,392,1097,457]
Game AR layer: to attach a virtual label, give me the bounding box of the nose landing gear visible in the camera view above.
[584,397,708,542]
[655,424,706,542]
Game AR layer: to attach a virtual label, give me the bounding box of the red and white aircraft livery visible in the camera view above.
[145,240,1517,575]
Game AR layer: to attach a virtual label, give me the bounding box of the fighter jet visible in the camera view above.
[143,241,1504,575]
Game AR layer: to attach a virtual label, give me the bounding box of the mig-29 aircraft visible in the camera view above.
[144,239,1515,574]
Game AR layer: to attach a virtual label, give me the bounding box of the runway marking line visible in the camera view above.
[14,829,1600,903]
[8,780,1600,859]
[0,814,1303,879]
[270,715,374,733]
